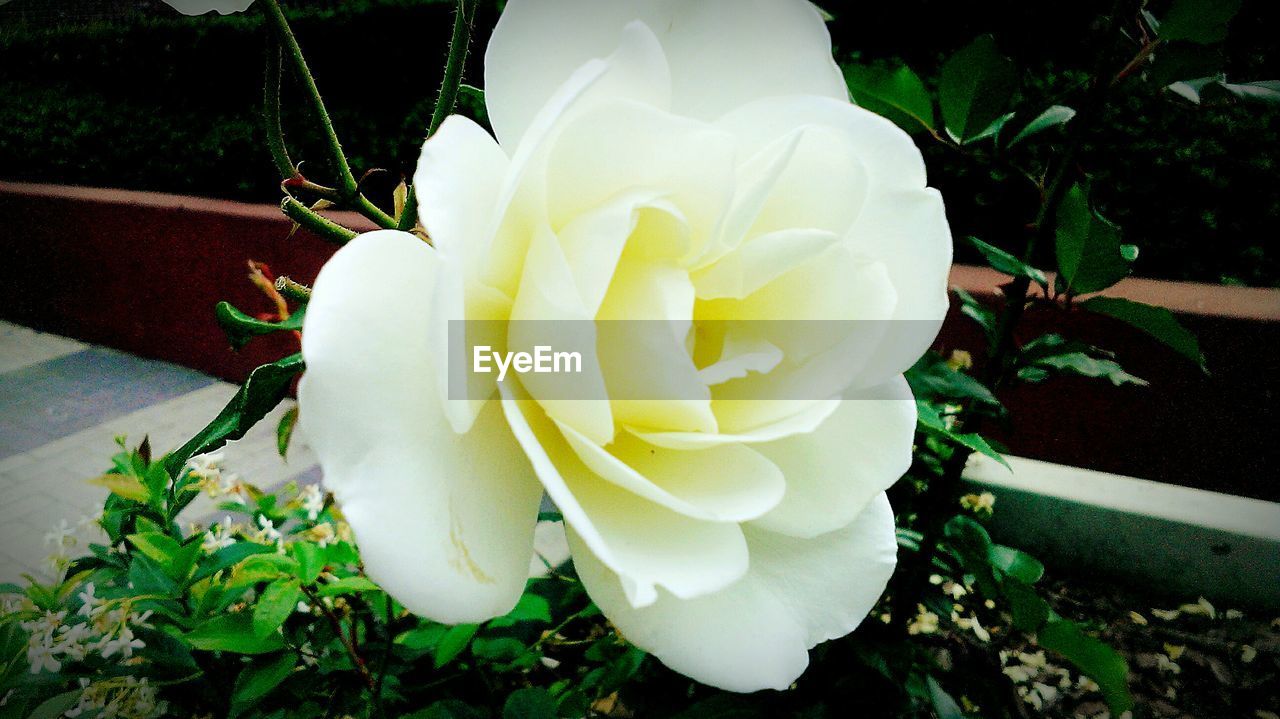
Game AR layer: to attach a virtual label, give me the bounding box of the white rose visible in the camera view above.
[160,0,254,15]
[300,0,952,692]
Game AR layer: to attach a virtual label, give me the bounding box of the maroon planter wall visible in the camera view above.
[2,182,1278,501]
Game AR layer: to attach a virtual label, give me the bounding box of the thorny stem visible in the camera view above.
[282,197,358,245]
[428,0,477,137]
[373,595,394,715]
[896,4,1134,627]
[300,584,376,692]
[261,0,396,230]
[264,37,294,181]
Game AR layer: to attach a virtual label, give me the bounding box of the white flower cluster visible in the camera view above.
[43,516,100,577]
[201,515,241,553]
[185,451,248,505]
[999,649,1104,714]
[299,484,325,521]
[64,676,166,719]
[20,584,151,676]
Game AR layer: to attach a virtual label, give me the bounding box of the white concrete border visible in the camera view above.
[963,454,1280,610]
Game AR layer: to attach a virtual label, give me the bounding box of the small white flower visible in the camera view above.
[300,484,326,521]
[202,517,238,553]
[26,638,61,673]
[255,516,285,552]
[76,582,103,618]
[303,522,337,548]
[1019,651,1047,669]
[959,492,996,515]
[1177,596,1216,619]
[1003,664,1032,683]
[1154,653,1181,674]
[44,519,77,549]
[907,605,939,635]
[952,612,990,642]
[98,626,145,659]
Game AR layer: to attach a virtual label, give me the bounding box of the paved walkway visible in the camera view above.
[0,321,318,582]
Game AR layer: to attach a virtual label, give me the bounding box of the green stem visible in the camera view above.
[396,185,419,231]
[282,197,358,245]
[263,37,294,180]
[261,0,396,229]
[428,0,476,137]
[895,5,1128,626]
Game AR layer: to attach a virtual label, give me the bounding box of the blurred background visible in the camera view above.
[1,0,1277,287]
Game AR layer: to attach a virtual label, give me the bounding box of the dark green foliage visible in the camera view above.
[0,0,1276,284]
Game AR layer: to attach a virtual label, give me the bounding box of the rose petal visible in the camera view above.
[558,423,785,523]
[569,493,898,691]
[300,230,543,623]
[485,0,845,147]
[750,376,917,538]
[501,385,748,607]
[717,96,953,377]
[414,115,513,432]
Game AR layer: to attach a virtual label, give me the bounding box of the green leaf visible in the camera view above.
[1080,296,1206,370]
[965,111,1014,144]
[906,353,1002,409]
[1147,43,1225,87]
[230,653,296,719]
[1022,352,1148,387]
[1159,0,1242,44]
[1055,184,1133,294]
[253,579,302,638]
[967,236,1047,287]
[952,287,997,347]
[916,402,1009,468]
[1217,80,1280,104]
[87,473,150,503]
[456,84,489,129]
[26,691,82,719]
[395,623,449,652]
[191,542,275,585]
[316,576,381,596]
[433,623,479,668]
[1039,619,1133,715]
[188,613,285,654]
[843,63,935,134]
[989,545,1045,584]
[1167,75,1224,104]
[925,676,965,719]
[277,406,299,459]
[939,35,1016,142]
[503,687,557,719]
[406,700,488,719]
[127,532,179,567]
[1002,578,1050,632]
[669,694,767,719]
[215,301,306,351]
[1007,105,1076,146]
[127,553,179,596]
[289,542,324,585]
[489,592,552,628]
[164,354,305,476]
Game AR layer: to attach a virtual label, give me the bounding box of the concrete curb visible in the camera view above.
[964,454,1280,610]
